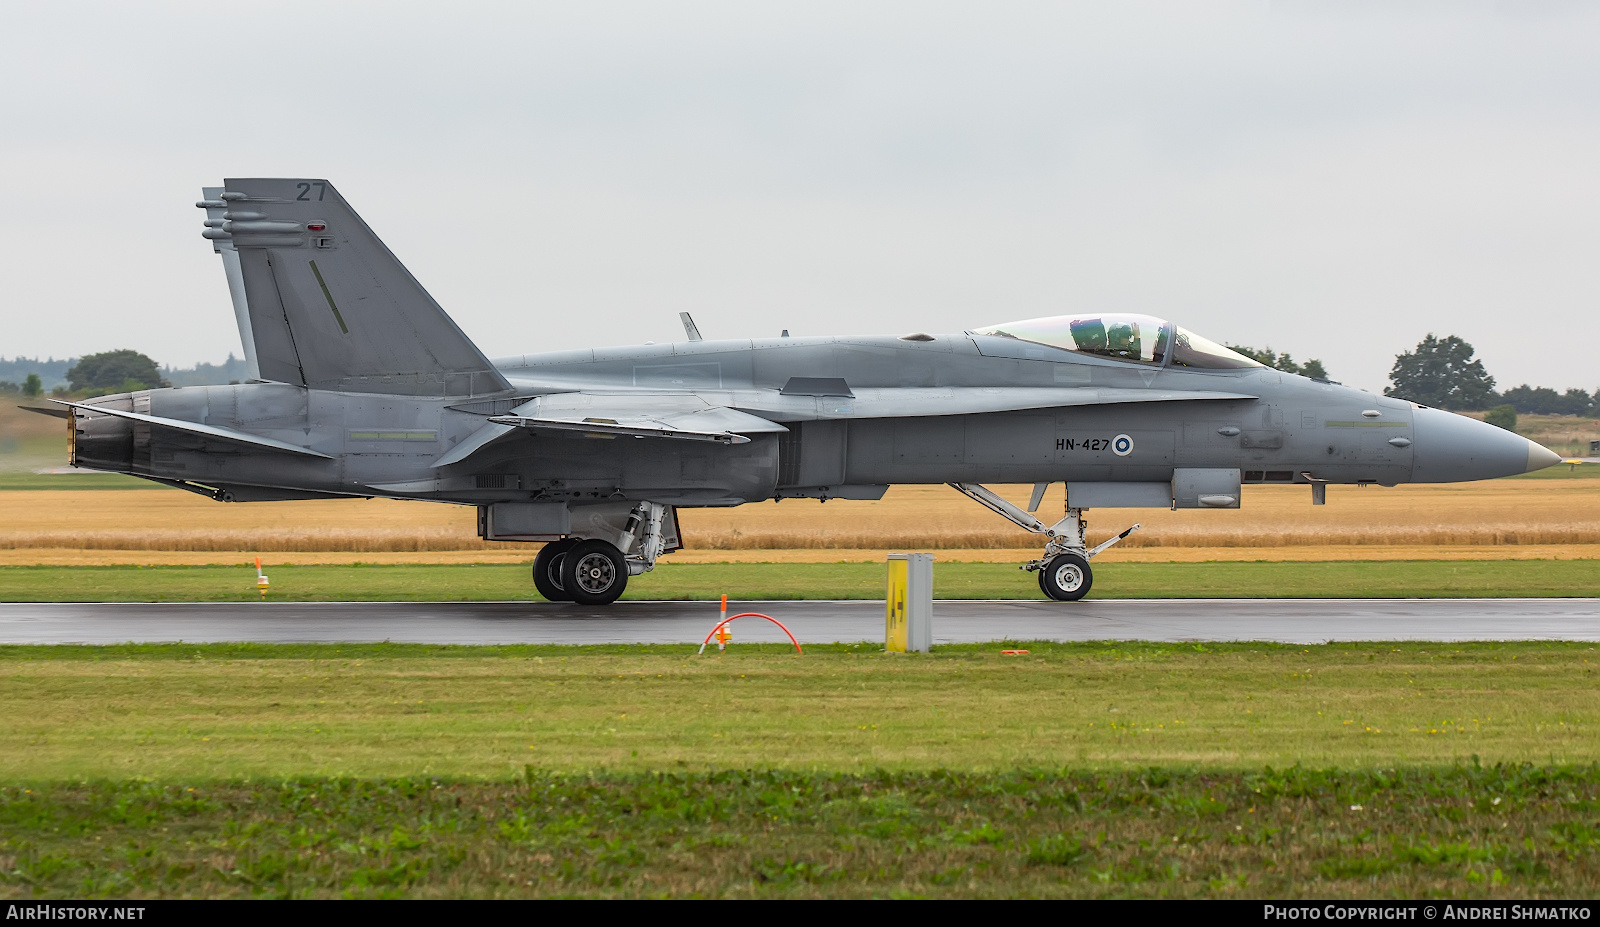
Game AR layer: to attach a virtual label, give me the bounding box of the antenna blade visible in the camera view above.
[679,312,703,342]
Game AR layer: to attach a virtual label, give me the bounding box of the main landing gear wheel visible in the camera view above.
[532,538,579,602]
[1039,552,1092,602]
[561,539,629,605]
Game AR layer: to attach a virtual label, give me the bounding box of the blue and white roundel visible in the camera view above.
[1112,434,1134,457]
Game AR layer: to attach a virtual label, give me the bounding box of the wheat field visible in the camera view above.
[5,400,1599,563]
[1,478,1598,564]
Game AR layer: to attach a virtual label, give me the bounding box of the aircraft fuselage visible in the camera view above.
[69,332,1544,509]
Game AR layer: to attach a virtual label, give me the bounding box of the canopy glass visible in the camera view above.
[970,314,1262,370]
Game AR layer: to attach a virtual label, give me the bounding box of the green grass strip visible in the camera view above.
[1,765,1596,898]
[1,559,1598,602]
[2,641,1595,779]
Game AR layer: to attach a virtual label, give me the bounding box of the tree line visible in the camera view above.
[1,351,247,398]
[1385,333,1597,418]
[4,341,1595,420]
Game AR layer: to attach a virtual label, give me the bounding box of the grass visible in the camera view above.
[1,559,1599,602]
[1,641,1598,898]
[1492,413,1600,461]
[0,472,162,491]
[3,766,1597,899]
[1,641,1595,777]
[1511,465,1600,480]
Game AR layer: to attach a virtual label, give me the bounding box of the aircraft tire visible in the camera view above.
[561,539,629,605]
[1040,553,1092,601]
[532,538,579,602]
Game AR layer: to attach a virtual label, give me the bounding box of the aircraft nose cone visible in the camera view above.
[1526,441,1562,472]
[1412,407,1562,482]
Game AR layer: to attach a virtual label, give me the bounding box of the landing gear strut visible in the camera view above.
[948,482,1140,602]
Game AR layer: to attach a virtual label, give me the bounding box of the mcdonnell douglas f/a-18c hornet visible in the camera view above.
[36,179,1562,604]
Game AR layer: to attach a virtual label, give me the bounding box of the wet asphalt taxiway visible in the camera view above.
[0,598,1596,646]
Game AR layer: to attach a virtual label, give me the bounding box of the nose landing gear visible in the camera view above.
[948,482,1140,602]
[1038,551,1092,601]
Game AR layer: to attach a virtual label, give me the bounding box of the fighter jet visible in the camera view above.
[42,179,1563,604]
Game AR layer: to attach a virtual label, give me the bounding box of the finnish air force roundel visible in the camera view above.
[1112,434,1134,457]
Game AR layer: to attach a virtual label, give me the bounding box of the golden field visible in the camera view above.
[0,480,1597,565]
[3,402,1598,564]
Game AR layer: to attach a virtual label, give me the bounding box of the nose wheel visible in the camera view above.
[947,483,1138,603]
[1038,552,1092,601]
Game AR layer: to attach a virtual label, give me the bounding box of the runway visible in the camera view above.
[1,599,1596,646]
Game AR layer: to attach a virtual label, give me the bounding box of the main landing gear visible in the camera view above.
[532,537,579,601]
[562,539,628,605]
[947,483,1141,602]
[531,502,676,605]
[532,537,629,605]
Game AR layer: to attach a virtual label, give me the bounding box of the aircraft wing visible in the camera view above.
[433,385,1251,466]
[433,392,788,467]
[489,405,787,445]
[51,400,334,459]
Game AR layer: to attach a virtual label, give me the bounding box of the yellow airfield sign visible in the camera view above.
[886,552,933,653]
[886,557,909,652]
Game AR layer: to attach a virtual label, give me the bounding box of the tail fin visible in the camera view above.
[202,179,509,396]
[198,186,261,381]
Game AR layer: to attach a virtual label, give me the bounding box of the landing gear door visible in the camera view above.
[661,505,683,554]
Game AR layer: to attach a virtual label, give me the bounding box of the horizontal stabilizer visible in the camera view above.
[52,400,333,458]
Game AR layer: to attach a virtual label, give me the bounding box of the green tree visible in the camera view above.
[1225,345,1331,380]
[21,373,42,397]
[1498,385,1594,416]
[64,350,166,393]
[1385,334,1496,410]
[1484,404,1518,432]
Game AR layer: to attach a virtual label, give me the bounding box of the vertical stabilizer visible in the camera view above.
[200,179,509,397]
[198,187,261,381]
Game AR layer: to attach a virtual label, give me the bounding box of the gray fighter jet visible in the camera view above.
[43,179,1562,604]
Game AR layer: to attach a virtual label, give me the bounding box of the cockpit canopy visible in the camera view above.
[968,313,1262,370]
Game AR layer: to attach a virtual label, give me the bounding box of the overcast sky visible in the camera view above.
[2,0,1597,393]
